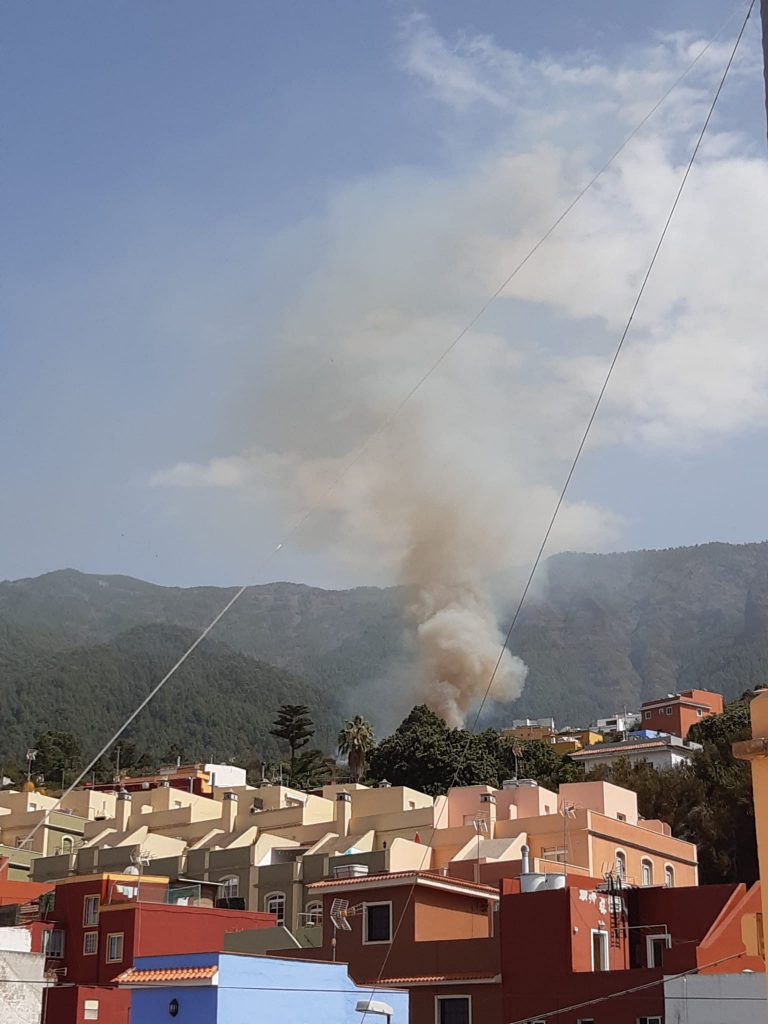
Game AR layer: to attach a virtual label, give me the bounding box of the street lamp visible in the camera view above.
[356,1000,395,1023]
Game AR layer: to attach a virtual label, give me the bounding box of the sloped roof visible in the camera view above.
[115,965,218,985]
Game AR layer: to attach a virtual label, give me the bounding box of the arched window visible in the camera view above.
[61,836,74,854]
[641,859,653,886]
[615,850,627,880]
[664,865,675,888]
[265,891,286,926]
[220,876,239,899]
[305,901,323,926]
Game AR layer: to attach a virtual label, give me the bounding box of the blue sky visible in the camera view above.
[3,1,767,590]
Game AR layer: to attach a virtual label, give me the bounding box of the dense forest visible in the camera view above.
[0,622,340,767]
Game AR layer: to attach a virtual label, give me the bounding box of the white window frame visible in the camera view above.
[264,891,286,927]
[83,894,99,926]
[61,836,74,853]
[614,849,627,880]
[590,928,609,972]
[44,929,65,959]
[646,933,668,969]
[363,901,393,945]
[664,864,675,888]
[641,859,653,886]
[219,875,239,899]
[666,707,673,716]
[435,994,471,1024]
[644,711,651,720]
[637,1017,662,1024]
[83,999,99,1021]
[105,932,124,964]
[696,709,703,717]
[305,901,323,926]
[83,931,98,956]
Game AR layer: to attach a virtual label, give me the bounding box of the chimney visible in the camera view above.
[336,791,352,837]
[222,792,238,832]
[521,843,530,875]
[479,792,497,833]
[116,790,131,831]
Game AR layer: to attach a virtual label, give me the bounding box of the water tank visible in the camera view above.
[332,863,369,880]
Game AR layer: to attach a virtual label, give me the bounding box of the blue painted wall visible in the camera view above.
[128,952,408,1024]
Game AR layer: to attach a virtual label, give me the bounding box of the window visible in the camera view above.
[658,708,665,716]
[305,901,323,926]
[219,876,239,899]
[666,707,673,716]
[61,836,74,854]
[641,859,653,886]
[647,935,667,969]
[644,711,651,720]
[83,931,98,956]
[591,929,609,972]
[436,995,470,1024]
[638,1018,662,1024]
[44,929,65,959]
[364,902,392,944]
[84,999,99,1021]
[106,933,124,964]
[83,895,99,926]
[696,709,703,717]
[616,812,627,822]
[664,865,675,888]
[541,847,566,863]
[577,1020,595,1024]
[265,892,286,927]
[614,850,626,880]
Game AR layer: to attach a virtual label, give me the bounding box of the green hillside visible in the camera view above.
[3,540,768,748]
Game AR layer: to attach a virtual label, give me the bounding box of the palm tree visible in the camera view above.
[337,716,376,783]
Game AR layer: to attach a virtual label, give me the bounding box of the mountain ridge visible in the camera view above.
[3,540,768,743]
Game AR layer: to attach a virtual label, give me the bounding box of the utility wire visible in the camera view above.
[505,952,747,1024]
[361,2,756,1017]
[19,0,746,852]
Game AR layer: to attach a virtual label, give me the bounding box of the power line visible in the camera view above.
[505,952,747,1023]
[360,2,756,1016]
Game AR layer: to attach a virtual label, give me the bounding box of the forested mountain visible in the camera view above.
[3,540,768,754]
[0,622,339,764]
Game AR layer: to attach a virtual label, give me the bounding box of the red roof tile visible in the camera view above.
[360,972,499,985]
[115,966,217,985]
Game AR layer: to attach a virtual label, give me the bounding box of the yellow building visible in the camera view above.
[734,688,768,991]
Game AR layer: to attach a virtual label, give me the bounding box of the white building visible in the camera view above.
[571,732,702,772]
[664,972,766,1023]
[0,926,48,1024]
[594,712,641,734]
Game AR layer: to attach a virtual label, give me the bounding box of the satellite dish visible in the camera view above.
[124,865,140,876]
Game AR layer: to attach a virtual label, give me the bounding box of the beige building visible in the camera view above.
[21,775,698,942]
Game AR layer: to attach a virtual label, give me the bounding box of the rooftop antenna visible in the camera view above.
[329,898,364,961]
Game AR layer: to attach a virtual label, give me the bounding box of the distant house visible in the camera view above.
[118,952,408,1023]
[571,731,702,772]
[639,688,724,739]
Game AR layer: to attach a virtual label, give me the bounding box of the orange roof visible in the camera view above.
[115,966,217,985]
[307,870,498,896]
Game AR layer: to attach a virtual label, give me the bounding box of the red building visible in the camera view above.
[640,688,724,739]
[38,872,275,1024]
[286,869,763,1024]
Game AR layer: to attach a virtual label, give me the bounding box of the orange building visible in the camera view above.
[640,688,724,739]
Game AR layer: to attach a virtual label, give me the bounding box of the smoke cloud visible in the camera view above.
[149,16,767,725]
